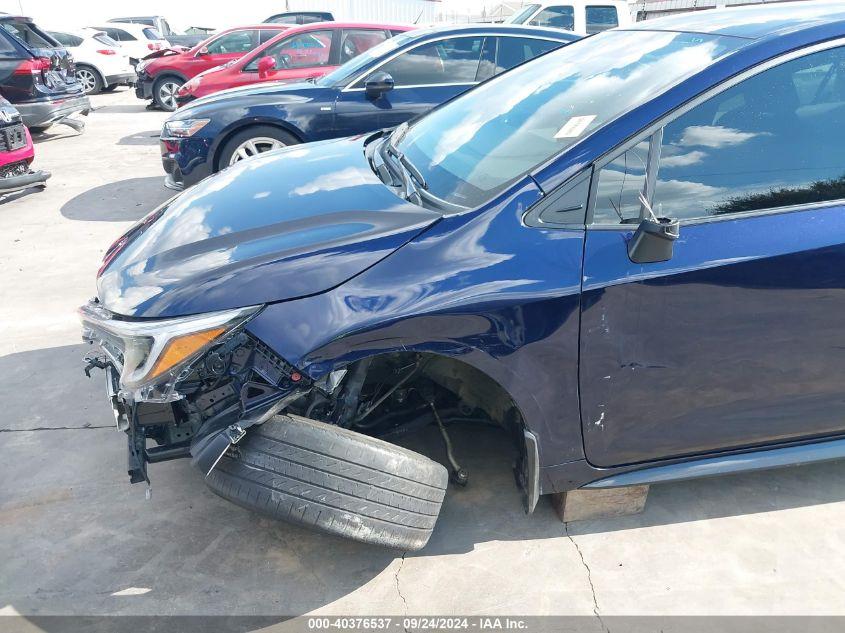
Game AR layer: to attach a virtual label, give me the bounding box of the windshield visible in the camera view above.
[396,29,746,208]
[506,4,541,24]
[316,30,416,86]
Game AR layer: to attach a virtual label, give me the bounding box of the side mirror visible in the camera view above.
[257,55,276,76]
[195,46,209,56]
[365,71,394,99]
[627,217,680,264]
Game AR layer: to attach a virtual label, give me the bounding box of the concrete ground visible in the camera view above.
[1,88,845,624]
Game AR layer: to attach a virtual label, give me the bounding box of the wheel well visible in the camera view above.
[76,63,104,83]
[213,122,303,172]
[292,352,534,504]
[154,73,187,86]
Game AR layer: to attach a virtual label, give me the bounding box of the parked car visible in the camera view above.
[0,14,90,131]
[264,11,335,25]
[81,1,845,550]
[174,22,411,107]
[0,95,49,195]
[135,25,290,111]
[162,25,576,189]
[108,16,210,48]
[505,0,632,34]
[47,28,134,94]
[89,23,169,65]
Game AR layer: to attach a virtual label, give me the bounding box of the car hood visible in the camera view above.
[97,135,440,318]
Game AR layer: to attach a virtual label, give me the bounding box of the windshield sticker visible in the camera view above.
[555,115,597,139]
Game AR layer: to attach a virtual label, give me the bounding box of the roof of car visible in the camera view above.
[625,0,845,39]
[406,23,581,41]
[92,22,165,35]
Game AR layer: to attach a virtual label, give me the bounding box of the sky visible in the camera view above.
[0,0,516,31]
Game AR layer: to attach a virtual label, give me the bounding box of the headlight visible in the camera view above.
[80,302,260,402]
[162,118,210,138]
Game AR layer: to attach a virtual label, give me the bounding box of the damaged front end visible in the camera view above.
[79,299,311,487]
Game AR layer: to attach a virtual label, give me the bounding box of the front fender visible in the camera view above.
[246,178,587,469]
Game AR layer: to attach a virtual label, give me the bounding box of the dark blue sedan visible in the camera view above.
[84,1,845,549]
[159,24,578,189]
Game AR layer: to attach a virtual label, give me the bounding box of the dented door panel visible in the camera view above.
[580,205,845,468]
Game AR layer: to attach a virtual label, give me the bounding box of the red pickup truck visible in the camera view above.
[135,24,290,111]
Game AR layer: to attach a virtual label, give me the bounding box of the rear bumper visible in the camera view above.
[105,72,136,86]
[0,168,50,194]
[15,94,91,129]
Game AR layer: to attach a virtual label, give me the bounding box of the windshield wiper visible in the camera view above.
[377,138,426,205]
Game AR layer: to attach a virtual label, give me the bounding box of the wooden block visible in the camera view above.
[551,485,649,522]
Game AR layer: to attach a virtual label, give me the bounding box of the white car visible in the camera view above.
[48,28,135,94]
[88,22,170,65]
[505,0,632,35]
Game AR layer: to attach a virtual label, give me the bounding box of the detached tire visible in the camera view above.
[205,415,449,550]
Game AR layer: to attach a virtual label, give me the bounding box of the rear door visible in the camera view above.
[579,45,845,467]
[333,34,487,136]
[245,28,336,83]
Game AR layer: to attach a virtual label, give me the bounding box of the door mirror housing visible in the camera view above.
[195,46,209,56]
[627,217,680,264]
[257,55,276,76]
[365,71,394,99]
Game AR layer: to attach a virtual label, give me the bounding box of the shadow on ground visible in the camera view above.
[61,177,172,222]
[3,344,845,617]
[117,130,161,146]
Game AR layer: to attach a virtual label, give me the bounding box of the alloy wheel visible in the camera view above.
[228,137,287,165]
[77,68,97,94]
[158,81,180,110]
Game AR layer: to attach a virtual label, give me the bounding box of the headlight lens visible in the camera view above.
[80,303,260,401]
[162,118,210,138]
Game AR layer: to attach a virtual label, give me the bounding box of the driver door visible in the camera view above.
[579,45,845,468]
[333,35,488,137]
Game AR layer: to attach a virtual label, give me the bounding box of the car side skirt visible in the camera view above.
[541,435,845,492]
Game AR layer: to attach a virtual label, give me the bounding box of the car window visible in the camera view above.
[109,28,136,42]
[2,21,56,48]
[245,30,333,70]
[259,29,283,44]
[0,32,18,53]
[496,36,563,73]
[593,46,845,223]
[267,15,299,25]
[507,4,541,24]
[340,29,389,64]
[368,36,486,88]
[396,30,745,208]
[206,30,257,54]
[94,33,120,47]
[586,6,620,34]
[143,28,162,41]
[161,19,172,35]
[49,31,83,47]
[531,6,575,30]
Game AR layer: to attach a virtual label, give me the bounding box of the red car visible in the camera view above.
[134,24,291,111]
[175,22,411,105]
[0,96,49,197]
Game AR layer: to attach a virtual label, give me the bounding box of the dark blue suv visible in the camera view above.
[159,24,578,189]
[83,2,845,550]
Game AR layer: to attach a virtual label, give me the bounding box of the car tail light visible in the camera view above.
[148,43,161,51]
[13,57,51,75]
[97,49,117,55]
